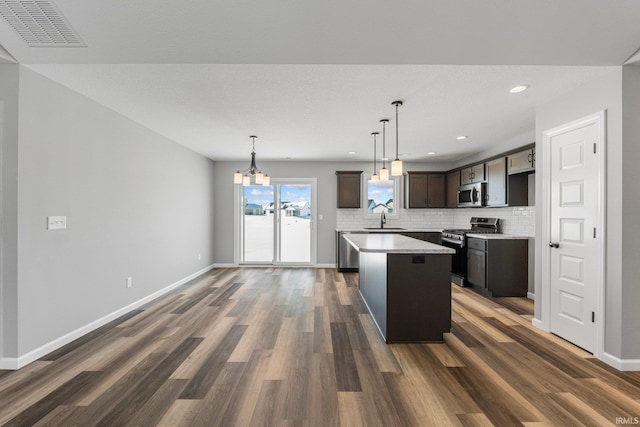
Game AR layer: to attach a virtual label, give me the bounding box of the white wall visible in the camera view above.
[535,68,638,363]
[6,67,215,361]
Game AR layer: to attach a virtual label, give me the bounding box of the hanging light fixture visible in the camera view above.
[233,135,270,187]
[391,100,403,176]
[371,132,379,181]
[379,119,389,181]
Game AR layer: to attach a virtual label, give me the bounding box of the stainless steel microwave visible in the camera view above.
[458,182,487,207]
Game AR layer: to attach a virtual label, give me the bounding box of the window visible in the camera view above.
[366,176,398,217]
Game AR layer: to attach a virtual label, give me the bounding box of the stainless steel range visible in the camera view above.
[441,217,500,286]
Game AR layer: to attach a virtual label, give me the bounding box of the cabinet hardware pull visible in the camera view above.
[549,241,559,248]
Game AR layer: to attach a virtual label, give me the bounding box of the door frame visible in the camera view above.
[540,110,606,358]
[234,178,317,266]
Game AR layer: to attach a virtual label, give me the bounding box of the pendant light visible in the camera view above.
[371,132,379,181]
[379,119,389,181]
[391,100,403,176]
[233,135,270,187]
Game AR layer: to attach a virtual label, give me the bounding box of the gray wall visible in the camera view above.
[0,64,19,358]
[535,68,638,360]
[621,64,640,359]
[11,67,215,356]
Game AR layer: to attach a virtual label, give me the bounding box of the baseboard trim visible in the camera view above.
[532,317,546,331]
[0,357,19,370]
[527,292,535,300]
[3,264,215,371]
[212,263,337,269]
[602,352,640,371]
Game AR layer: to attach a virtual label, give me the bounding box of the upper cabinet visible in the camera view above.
[485,157,507,207]
[336,171,362,208]
[508,147,535,174]
[460,163,485,185]
[446,170,460,208]
[404,172,446,208]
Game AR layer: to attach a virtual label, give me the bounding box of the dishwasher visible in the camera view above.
[337,231,364,271]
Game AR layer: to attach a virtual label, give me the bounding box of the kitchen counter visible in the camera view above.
[343,234,454,254]
[336,228,444,233]
[345,233,453,343]
[467,234,530,240]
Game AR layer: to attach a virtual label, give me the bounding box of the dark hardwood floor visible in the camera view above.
[0,268,639,426]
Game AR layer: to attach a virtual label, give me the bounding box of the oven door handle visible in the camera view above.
[441,237,464,246]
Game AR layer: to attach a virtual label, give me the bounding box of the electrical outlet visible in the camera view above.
[47,216,67,230]
[198,252,202,261]
[126,277,133,288]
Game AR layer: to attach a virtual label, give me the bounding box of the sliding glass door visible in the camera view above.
[239,179,315,265]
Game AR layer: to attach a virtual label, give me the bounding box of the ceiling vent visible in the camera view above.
[0,0,85,47]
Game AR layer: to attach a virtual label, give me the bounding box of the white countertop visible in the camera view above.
[467,234,530,240]
[337,228,444,233]
[343,233,455,254]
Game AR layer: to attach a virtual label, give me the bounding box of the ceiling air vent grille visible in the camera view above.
[0,0,85,47]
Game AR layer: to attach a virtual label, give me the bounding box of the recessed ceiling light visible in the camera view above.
[510,85,529,93]
[427,152,437,155]
[456,136,468,140]
[348,151,356,155]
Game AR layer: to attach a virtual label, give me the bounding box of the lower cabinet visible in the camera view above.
[401,232,441,245]
[466,237,528,297]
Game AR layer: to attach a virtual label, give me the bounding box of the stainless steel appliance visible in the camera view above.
[337,231,364,271]
[457,182,487,208]
[441,217,500,286]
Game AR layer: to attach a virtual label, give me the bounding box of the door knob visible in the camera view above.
[549,241,560,248]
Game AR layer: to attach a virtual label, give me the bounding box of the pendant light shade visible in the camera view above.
[379,119,389,181]
[234,136,270,186]
[391,100,403,176]
[371,132,379,181]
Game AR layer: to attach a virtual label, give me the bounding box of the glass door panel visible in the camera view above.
[277,183,312,263]
[242,184,274,263]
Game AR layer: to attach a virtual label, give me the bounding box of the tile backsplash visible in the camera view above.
[337,206,535,237]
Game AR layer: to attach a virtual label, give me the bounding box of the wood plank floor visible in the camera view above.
[1,268,639,426]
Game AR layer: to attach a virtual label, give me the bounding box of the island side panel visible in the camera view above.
[386,253,452,342]
[358,252,388,339]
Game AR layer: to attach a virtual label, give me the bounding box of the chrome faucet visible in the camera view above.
[380,212,387,229]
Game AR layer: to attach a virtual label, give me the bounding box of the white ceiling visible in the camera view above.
[1,0,639,162]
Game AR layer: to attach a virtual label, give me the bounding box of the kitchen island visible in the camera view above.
[343,233,455,342]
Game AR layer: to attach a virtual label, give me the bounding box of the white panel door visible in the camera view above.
[548,116,601,353]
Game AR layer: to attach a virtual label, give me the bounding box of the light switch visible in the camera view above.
[47,216,67,230]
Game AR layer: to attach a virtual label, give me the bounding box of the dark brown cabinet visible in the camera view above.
[446,170,460,207]
[460,163,485,185]
[508,148,535,174]
[336,171,362,208]
[485,157,507,206]
[400,231,442,245]
[404,172,446,208]
[466,237,528,297]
